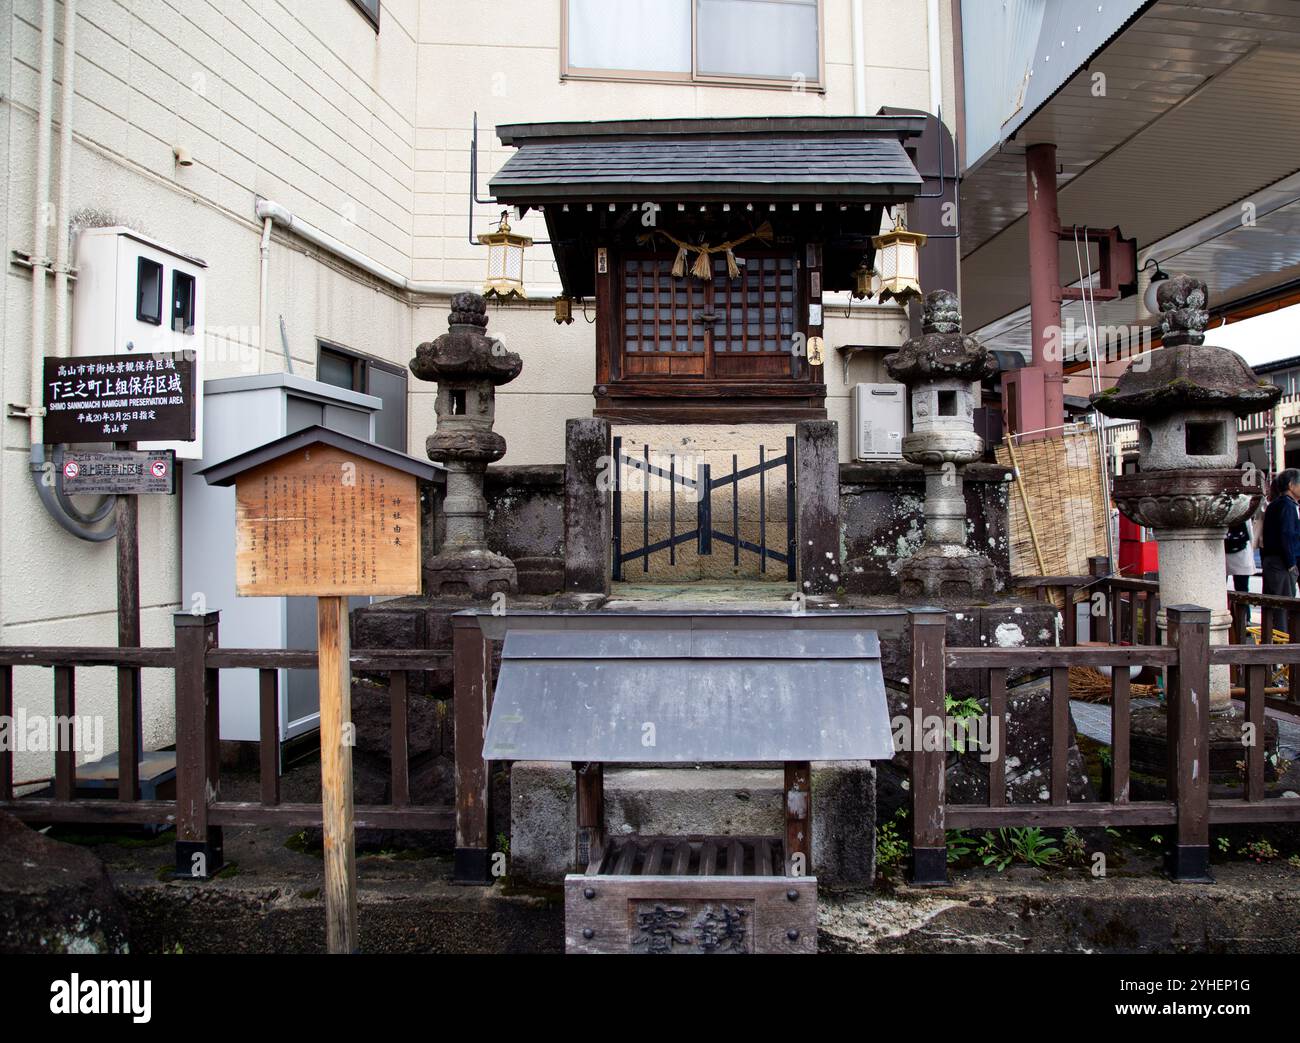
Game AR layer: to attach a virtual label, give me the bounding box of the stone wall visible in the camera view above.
[424,456,1014,597]
[485,465,565,594]
[841,461,1012,597]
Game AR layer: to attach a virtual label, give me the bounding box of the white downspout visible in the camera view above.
[255,198,480,298]
[28,0,55,446]
[29,0,111,541]
[927,0,943,118]
[257,216,272,373]
[851,0,866,116]
[52,0,76,367]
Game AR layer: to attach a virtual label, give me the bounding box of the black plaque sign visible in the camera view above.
[43,352,196,444]
[59,449,176,495]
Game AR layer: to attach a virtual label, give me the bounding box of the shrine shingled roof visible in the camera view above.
[490,116,925,206]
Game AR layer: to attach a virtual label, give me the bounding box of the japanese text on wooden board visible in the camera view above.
[234,445,420,597]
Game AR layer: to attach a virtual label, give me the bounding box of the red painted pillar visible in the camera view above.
[1021,142,1065,442]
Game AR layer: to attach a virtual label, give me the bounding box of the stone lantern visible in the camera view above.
[410,292,523,598]
[1094,275,1280,711]
[885,289,999,599]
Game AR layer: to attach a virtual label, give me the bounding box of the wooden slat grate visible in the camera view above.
[590,835,786,877]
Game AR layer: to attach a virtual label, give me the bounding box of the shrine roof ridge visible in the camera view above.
[495,115,927,146]
[197,425,443,486]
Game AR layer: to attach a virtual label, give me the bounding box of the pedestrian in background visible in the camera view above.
[1261,469,1300,597]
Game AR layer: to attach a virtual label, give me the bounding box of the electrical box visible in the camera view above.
[853,383,905,461]
[71,226,207,459]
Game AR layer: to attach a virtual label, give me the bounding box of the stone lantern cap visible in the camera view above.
[884,289,997,384]
[1092,276,1280,420]
[410,292,523,385]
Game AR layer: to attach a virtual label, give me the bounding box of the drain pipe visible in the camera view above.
[255,198,475,298]
[52,0,76,375]
[927,0,943,117]
[851,0,866,116]
[257,215,272,374]
[28,0,111,541]
[27,0,54,448]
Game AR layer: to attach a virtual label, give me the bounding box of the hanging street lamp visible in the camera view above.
[872,211,927,304]
[479,209,532,299]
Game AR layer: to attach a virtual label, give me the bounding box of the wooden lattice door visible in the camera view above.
[620,252,800,381]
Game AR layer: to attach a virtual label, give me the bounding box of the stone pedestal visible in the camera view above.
[1152,526,1235,703]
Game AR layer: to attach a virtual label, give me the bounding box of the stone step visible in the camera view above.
[603,767,783,838]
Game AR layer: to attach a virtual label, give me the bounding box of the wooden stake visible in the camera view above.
[317,595,357,953]
[1005,434,1047,575]
[115,441,141,802]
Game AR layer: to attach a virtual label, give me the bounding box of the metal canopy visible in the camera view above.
[483,626,893,764]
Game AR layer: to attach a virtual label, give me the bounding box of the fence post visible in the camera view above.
[565,418,612,595]
[795,420,840,596]
[174,611,222,879]
[909,608,948,886]
[453,611,493,884]
[1167,605,1212,883]
[1088,555,1109,642]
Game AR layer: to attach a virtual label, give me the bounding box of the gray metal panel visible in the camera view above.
[484,628,893,763]
[503,628,881,660]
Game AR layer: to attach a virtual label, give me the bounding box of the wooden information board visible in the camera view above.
[201,427,440,953]
[233,444,420,598]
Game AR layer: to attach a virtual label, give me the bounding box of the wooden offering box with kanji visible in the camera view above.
[482,623,894,955]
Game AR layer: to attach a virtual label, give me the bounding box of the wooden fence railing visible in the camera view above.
[908,604,1300,886]
[0,611,453,877]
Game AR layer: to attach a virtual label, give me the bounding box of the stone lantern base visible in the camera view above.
[424,547,517,599]
[1128,705,1280,789]
[897,545,998,601]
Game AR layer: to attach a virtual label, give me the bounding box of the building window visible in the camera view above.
[172,271,196,334]
[136,257,163,325]
[349,0,379,31]
[563,0,822,88]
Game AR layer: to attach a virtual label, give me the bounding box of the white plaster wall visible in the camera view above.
[1,0,955,785]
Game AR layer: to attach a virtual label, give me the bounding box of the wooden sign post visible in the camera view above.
[200,426,437,953]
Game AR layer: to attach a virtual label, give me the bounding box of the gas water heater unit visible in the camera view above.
[853,383,905,461]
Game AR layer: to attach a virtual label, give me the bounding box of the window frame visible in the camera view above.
[561,0,825,92]
[136,256,163,326]
[348,0,380,32]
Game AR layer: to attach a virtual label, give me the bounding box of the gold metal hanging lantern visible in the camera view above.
[852,259,879,301]
[479,210,532,299]
[553,296,574,325]
[871,212,927,304]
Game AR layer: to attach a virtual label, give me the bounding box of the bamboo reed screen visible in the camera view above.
[995,427,1109,585]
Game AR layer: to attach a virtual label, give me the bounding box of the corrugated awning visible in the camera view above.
[490,116,924,206]
[482,626,893,764]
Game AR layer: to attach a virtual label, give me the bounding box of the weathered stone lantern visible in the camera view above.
[886,289,999,599]
[1094,275,1280,711]
[410,292,523,598]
